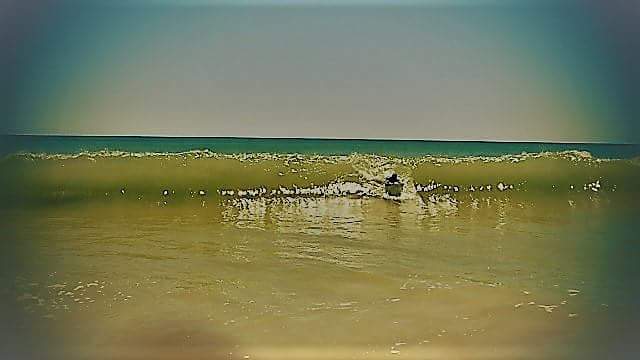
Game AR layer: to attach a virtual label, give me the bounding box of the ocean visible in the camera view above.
[1,135,639,359]
[3,135,640,158]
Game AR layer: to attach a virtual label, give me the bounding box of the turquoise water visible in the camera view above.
[3,135,639,158]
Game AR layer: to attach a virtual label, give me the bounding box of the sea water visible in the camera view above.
[1,135,639,359]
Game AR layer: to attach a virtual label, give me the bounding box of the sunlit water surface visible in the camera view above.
[3,191,638,359]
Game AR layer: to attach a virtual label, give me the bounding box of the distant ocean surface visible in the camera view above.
[2,135,639,158]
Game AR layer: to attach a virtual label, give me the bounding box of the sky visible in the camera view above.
[1,0,638,142]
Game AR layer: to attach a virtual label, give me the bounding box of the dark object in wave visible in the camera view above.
[385,173,403,197]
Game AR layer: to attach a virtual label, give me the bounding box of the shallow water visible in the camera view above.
[1,149,639,359]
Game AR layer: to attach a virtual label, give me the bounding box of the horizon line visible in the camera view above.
[3,133,638,146]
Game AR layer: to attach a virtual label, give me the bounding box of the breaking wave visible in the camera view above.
[1,150,638,204]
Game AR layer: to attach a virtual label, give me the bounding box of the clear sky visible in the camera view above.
[2,0,638,142]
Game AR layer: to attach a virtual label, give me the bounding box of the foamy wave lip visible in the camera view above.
[219,181,375,199]
[5,149,352,164]
[415,181,515,193]
[411,150,600,165]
